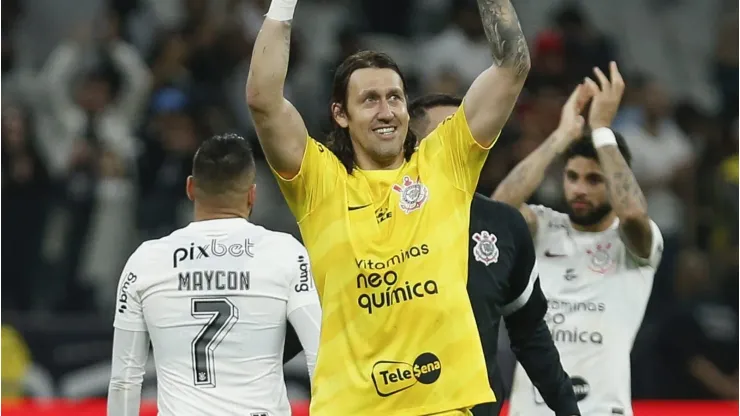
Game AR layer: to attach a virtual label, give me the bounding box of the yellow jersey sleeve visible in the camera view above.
[269,136,344,222]
[419,103,497,194]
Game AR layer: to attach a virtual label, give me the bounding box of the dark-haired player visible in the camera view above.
[494,63,663,416]
[246,0,530,413]
[409,95,579,416]
[107,134,321,416]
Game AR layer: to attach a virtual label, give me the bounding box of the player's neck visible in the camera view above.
[354,151,405,171]
[570,211,617,233]
[193,203,250,222]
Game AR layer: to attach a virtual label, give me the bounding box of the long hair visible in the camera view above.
[325,50,417,173]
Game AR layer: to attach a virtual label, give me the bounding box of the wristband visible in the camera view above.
[266,0,298,21]
[592,127,617,148]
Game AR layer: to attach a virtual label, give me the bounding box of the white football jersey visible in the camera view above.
[113,218,320,416]
[509,205,663,416]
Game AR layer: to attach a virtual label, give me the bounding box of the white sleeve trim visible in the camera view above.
[107,328,150,416]
[500,260,539,316]
[287,304,322,386]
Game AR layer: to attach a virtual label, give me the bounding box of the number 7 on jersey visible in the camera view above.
[190,297,239,387]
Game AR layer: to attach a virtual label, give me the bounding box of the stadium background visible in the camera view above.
[1,0,738,414]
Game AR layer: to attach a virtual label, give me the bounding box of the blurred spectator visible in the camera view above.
[358,0,413,37]
[713,15,738,124]
[656,249,739,400]
[618,77,696,234]
[528,30,567,84]
[137,88,200,240]
[1,106,50,311]
[421,0,491,90]
[148,30,191,91]
[552,3,618,82]
[33,18,150,311]
[1,0,39,108]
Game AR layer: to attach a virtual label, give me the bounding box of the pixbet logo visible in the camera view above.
[172,239,255,267]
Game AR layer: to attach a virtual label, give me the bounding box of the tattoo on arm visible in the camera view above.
[598,147,648,215]
[476,0,530,77]
[492,134,560,205]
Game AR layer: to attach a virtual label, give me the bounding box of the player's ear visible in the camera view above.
[332,102,349,128]
[186,176,196,201]
[248,184,257,208]
[246,184,257,219]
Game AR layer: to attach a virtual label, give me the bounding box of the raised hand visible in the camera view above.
[584,61,625,129]
[554,82,594,147]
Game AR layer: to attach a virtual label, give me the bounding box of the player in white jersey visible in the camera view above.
[493,62,663,416]
[107,133,321,416]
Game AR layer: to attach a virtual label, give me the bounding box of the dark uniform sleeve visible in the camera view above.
[502,208,581,416]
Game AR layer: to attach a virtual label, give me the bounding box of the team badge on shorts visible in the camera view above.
[472,230,499,265]
[586,243,615,273]
[392,176,428,214]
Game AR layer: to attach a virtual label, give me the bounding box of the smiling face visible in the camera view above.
[562,156,613,226]
[332,67,410,169]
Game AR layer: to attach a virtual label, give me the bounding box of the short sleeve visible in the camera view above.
[113,252,147,332]
[269,136,344,222]
[286,246,321,315]
[622,219,664,268]
[419,104,497,194]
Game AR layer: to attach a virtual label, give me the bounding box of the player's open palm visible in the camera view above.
[585,61,625,129]
[556,83,593,147]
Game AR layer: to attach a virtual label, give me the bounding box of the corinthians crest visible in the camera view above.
[472,230,499,265]
[392,176,429,214]
[586,243,615,273]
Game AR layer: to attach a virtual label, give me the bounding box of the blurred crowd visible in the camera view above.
[1,0,737,401]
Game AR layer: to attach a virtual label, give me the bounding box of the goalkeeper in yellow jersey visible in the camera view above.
[246,0,530,414]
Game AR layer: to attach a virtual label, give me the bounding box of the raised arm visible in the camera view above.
[245,0,307,179]
[108,40,152,126]
[492,84,592,236]
[463,0,531,146]
[586,62,653,259]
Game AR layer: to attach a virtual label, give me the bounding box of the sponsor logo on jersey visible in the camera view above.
[472,230,499,265]
[371,352,442,397]
[548,300,606,313]
[563,268,577,281]
[571,376,590,401]
[586,243,615,273]
[172,239,255,268]
[354,245,437,314]
[375,207,392,224]
[348,203,372,211]
[356,270,438,314]
[294,255,314,292]
[355,244,429,270]
[546,300,605,345]
[392,176,428,214]
[117,273,137,313]
[534,375,590,404]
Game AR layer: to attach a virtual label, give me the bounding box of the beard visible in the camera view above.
[566,201,613,227]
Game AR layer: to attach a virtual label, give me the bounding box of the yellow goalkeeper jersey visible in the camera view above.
[272,106,497,416]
